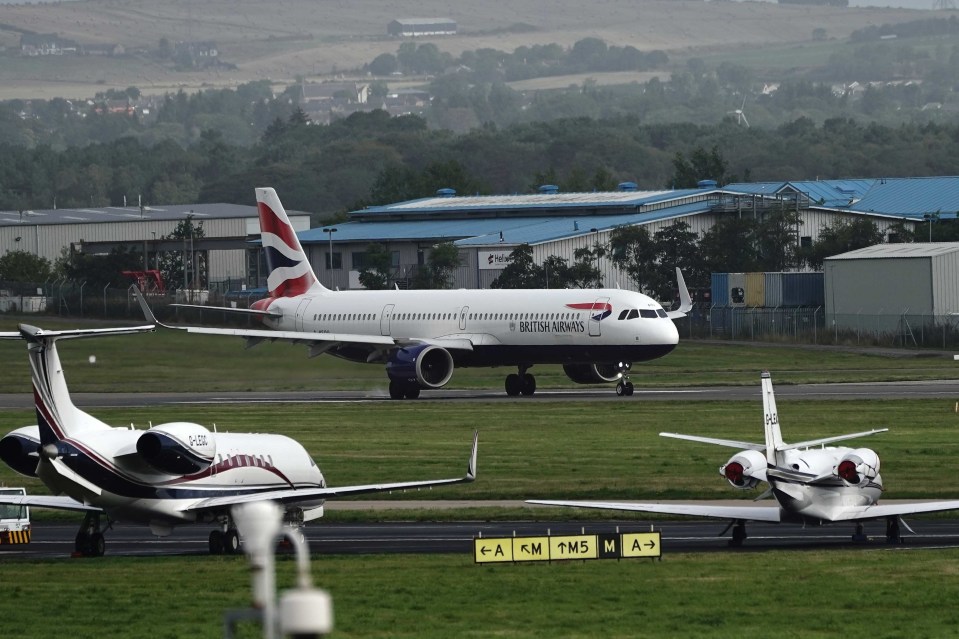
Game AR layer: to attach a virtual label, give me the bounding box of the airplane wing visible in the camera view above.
[779,428,888,451]
[0,493,102,513]
[829,500,959,522]
[527,499,783,522]
[171,302,282,319]
[184,431,478,513]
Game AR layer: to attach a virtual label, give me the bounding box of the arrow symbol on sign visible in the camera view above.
[521,544,531,553]
[481,546,490,556]
[646,540,656,550]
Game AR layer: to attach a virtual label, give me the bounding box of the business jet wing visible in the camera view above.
[184,431,478,513]
[828,499,959,522]
[0,493,103,513]
[527,499,783,522]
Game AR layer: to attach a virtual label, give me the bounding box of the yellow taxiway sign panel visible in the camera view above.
[548,535,599,560]
[512,536,550,561]
[474,538,513,563]
[620,532,661,558]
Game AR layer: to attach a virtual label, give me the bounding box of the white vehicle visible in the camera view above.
[0,324,477,557]
[530,371,959,545]
[140,187,690,399]
[0,487,30,545]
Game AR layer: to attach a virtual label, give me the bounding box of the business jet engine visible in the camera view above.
[562,363,625,385]
[720,449,767,489]
[836,448,880,487]
[0,426,41,477]
[385,344,455,390]
[136,422,216,475]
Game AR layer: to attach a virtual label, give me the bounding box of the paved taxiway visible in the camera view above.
[0,379,958,409]
[7,515,959,560]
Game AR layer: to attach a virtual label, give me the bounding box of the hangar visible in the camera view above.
[295,176,959,292]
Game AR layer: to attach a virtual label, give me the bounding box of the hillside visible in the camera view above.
[0,0,934,99]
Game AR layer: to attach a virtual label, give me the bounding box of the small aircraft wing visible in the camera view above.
[0,493,103,513]
[660,432,765,450]
[665,268,693,319]
[779,428,888,451]
[184,431,478,513]
[527,499,783,522]
[829,499,959,522]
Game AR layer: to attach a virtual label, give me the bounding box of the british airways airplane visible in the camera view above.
[0,324,478,557]
[140,187,690,399]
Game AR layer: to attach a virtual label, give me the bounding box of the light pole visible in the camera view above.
[321,227,337,288]
[923,212,939,242]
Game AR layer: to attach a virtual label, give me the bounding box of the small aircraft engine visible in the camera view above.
[720,449,767,489]
[836,448,880,487]
[137,422,217,475]
[0,426,41,477]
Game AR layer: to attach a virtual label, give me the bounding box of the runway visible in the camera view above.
[7,515,959,560]
[0,378,958,408]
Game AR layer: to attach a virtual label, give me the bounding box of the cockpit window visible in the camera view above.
[618,310,629,320]
[639,309,657,318]
[628,309,640,319]
[657,309,668,318]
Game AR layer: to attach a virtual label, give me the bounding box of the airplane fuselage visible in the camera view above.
[256,287,680,366]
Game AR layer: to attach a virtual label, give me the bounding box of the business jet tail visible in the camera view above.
[18,324,155,445]
[255,187,327,297]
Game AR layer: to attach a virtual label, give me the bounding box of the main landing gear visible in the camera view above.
[388,380,421,400]
[209,518,242,555]
[729,521,748,547]
[505,366,536,397]
[74,511,108,557]
[885,516,903,545]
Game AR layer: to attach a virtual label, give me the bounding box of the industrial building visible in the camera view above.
[297,176,959,293]
[387,18,457,37]
[0,202,311,288]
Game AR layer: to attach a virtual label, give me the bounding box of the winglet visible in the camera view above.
[466,431,479,482]
[130,285,165,327]
[666,268,693,319]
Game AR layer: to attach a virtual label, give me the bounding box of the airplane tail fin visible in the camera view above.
[18,324,154,446]
[760,371,785,465]
[255,187,326,297]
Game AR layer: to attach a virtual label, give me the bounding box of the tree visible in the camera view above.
[156,217,206,290]
[357,243,393,290]
[668,146,730,188]
[56,245,143,287]
[653,221,707,294]
[414,242,462,289]
[755,208,803,272]
[0,250,52,282]
[801,218,885,270]
[490,245,540,288]
[699,216,760,273]
[608,226,658,295]
[369,53,398,76]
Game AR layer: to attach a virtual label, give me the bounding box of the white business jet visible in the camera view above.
[0,324,477,556]
[530,371,959,546]
[140,187,690,399]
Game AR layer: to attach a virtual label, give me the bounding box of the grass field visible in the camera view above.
[1,550,958,638]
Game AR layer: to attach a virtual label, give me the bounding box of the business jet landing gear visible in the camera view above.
[885,517,903,545]
[615,363,634,396]
[74,511,107,557]
[725,520,748,547]
[505,367,536,397]
[388,380,421,400]
[209,519,242,555]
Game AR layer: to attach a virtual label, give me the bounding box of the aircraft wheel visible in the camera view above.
[90,532,106,557]
[389,380,406,400]
[404,387,421,400]
[209,530,225,555]
[505,374,522,396]
[75,531,89,554]
[224,529,241,554]
[520,374,536,396]
[616,381,626,397]
[729,523,747,547]
[624,382,634,396]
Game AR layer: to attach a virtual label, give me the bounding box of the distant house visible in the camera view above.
[83,43,125,56]
[174,41,218,59]
[301,81,369,105]
[387,18,457,37]
[20,33,79,56]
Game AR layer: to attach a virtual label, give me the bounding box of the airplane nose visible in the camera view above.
[663,318,679,345]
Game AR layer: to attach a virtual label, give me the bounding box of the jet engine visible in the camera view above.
[562,363,625,385]
[136,422,216,475]
[385,344,454,390]
[836,448,880,487]
[0,426,41,477]
[720,449,767,489]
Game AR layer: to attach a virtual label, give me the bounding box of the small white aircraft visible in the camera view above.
[530,371,959,546]
[138,187,690,399]
[0,324,478,557]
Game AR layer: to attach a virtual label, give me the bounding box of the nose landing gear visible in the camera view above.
[615,362,634,396]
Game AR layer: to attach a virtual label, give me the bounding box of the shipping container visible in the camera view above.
[782,272,824,307]
[711,272,729,306]
[764,272,784,307]
[745,272,765,307]
[728,273,746,307]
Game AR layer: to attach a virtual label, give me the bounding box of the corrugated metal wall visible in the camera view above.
[931,251,959,314]
[825,257,932,316]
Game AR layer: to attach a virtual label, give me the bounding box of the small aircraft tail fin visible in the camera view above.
[17,324,154,445]
[760,371,785,465]
[255,187,326,297]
